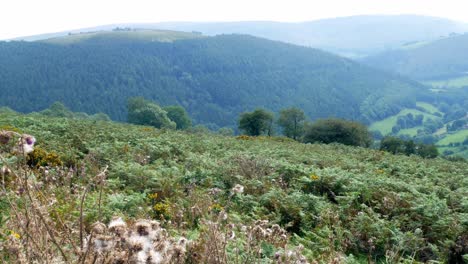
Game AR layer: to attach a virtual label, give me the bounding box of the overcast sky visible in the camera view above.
[1,0,467,40]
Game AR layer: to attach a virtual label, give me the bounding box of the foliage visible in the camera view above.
[238,108,274,136]
[1,112,467,263]
[278,107,306,140]
[380,136,439,158]
[127,97,176,129]
[303,118,372,147]
[163,105,192,130]
[364,33,468,80]
[0,33,427,128]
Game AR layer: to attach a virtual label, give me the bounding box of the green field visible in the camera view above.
[425,75,468,88]
[42,29,204,45]
[437,129,468,145]
[369,108,440,135]
[415,102,442,115]
[397,126,422,137]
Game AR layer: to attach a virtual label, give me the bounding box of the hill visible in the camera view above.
[363,33,468,82]
[0,31,427,129]
[12,15,468,58]
[1,112,467,263]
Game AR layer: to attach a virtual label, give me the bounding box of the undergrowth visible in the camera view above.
[0,112,467,263]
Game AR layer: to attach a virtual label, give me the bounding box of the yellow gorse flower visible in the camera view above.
[148,193,158,200]
[10,230,20,239]
[209,203,224,212]
[310,174,319,180]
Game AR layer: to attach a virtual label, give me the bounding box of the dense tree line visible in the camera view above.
[238,107,438,158]
[0,33,426,129]
[239,108,372,147]
[380,136,438,158]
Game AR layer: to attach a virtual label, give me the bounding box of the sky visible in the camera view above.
[1,0,468,40]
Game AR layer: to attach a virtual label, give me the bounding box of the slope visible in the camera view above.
[0,112,467,262]
[363,33,468,81]
[0,31,427,129]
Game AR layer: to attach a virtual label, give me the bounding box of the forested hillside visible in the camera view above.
[363,33,468,81]
[0,31,427,129]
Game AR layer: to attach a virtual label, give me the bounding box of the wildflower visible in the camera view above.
[310,174,319,180]
[208,187,222,195]
[91,222,107,234]
[147,250,163,264]
[178,237,187,246]
[10,231,21,239]
[136,251,148,263]
[16,134,35,154]
[231,184,244,194]
[274,251,281,259]
[220,210,228,220]
[150,220,161,231]
[148,192,158,200]
[0,131,13,144]
[109,217,126,229]
[208,203,224,212]
[227,230,236,240]
[94,235,114,253]
[1,166,11,175]
[135,219,151,236]
[109,217,127,236]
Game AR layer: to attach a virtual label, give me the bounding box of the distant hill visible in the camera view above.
[0,30,427,129]
[12,15,468,58]
[362,33,468,82]
[41,29,205,45]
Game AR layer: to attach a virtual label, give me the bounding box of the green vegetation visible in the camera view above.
[277,107,306,140]
[42,29,204,45]
[370,108,440,135]
[0,32,426,129]
[397,126,422,137]
[425,75,468,88]
[238,108,274,136]
[303,119,372,147]
[163,105,192,130]
[437,130,468,145]
[364,33,468,81]
[380,136,438,158]
[369,101,467,158]
[127,97,176,129]
[1,112,467,263]
[415,101,442,115]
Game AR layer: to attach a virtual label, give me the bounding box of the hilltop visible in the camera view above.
[0,31,427,129]
[12,15,468,58]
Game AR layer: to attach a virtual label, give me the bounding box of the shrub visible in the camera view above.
[303,118,372,147]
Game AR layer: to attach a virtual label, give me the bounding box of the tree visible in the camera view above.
[302,118,372,147]
[41,101,73,118]
[278,107,306,140]
[416,144,438,158]
[127,97,176,129]
[217,127,234,136]
[380,136,405,154]
[163,105,192,130]
[238,109,274,136]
